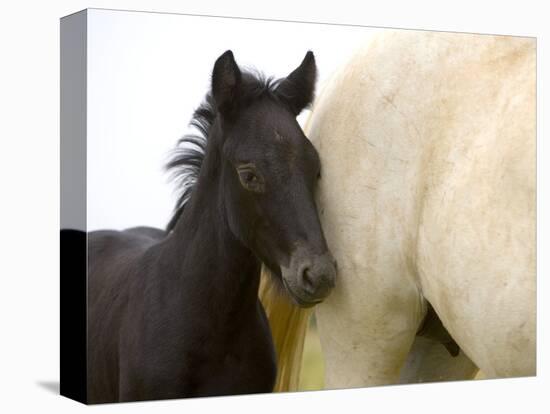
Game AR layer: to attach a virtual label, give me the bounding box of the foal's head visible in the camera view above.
[211,51,336,307]
[169,51,336,306]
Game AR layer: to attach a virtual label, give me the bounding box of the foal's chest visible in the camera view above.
[190,315,277,397]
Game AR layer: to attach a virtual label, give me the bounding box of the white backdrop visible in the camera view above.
[87,9,373,230]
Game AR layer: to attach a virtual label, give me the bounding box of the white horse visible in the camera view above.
[310,30,536,387]
[261,29,535,390]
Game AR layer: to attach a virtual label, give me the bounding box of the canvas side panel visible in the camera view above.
[60,9,88,404]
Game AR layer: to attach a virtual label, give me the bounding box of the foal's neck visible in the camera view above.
[161,139,261,315]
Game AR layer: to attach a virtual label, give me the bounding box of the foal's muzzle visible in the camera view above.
[281,245,337,307]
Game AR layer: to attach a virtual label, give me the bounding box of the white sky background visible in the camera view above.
[87,9,375,230]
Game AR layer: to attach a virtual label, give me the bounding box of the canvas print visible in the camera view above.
[60,8,536,404]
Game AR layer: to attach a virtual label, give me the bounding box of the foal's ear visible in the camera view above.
[212,50,242,117]
[276,51,317,116]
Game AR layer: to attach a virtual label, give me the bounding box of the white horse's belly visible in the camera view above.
[309,30,536,385]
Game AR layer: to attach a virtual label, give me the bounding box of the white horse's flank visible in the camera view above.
[307,30,535,387]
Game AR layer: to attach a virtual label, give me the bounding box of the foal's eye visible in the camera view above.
[237,165,265,193]
[241,170,257,183]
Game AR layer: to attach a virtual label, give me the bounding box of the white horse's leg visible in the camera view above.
[315,265,424,388]
[312,134,426,387]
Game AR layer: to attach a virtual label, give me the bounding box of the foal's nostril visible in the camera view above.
[301,266,315,292]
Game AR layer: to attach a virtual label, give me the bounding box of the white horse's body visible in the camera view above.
[307,30,536,387]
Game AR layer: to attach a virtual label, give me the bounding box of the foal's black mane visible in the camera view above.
[165,71,283,231]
